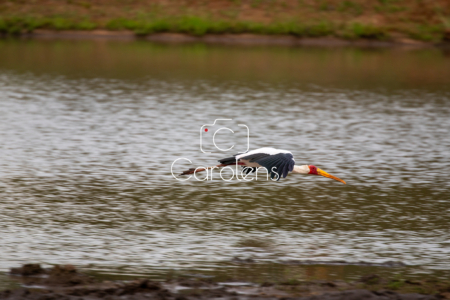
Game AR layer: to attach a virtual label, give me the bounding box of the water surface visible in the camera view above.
[0,40,450,282]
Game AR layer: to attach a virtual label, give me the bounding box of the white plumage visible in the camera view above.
[235,147,292,159]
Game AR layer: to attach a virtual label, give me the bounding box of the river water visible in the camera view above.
[0,40,450,283]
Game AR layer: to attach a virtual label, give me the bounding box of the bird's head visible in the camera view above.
[308,165,346,184]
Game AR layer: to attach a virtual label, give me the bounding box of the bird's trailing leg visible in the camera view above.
[179,164,227,176]
[179,162,247,176]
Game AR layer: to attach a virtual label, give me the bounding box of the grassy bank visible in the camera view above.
[0,0,449,42]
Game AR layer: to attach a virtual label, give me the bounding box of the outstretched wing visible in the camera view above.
[254,152,295,181]
[220,148,277,165]
[221,148,295,181]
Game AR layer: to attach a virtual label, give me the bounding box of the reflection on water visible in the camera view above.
[0,40,450,281]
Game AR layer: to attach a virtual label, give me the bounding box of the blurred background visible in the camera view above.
[1,0,450,290]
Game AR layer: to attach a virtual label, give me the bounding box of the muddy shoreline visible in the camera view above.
[9,30,449,48]
[1,264,448,300]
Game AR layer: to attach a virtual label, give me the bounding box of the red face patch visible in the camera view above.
[308,165,318,175]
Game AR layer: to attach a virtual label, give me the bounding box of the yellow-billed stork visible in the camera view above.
[180,147,346,184]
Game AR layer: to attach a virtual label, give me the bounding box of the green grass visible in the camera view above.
[407,24,445,42]
[318,1,330,11]
[103,16,333,37]
[375,0,406,13]
[0,17,42,35]
[387,279,405,290]
[0,16,97,35]
[343,22,388,39]
[279,278,302,286]
[0,14,448,43]
[251,0,263,8]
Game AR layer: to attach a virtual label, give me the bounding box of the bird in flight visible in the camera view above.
[180,147,346,184]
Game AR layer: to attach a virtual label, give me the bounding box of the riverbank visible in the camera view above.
[1,0,450,46]
[1,264,447,300]
[16,29,448,47]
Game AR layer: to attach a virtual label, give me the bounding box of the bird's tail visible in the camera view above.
[179,164,226,176]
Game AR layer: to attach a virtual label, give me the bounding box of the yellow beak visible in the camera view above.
[316,168,346,184]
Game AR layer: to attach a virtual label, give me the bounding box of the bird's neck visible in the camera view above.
[292,165,310,174]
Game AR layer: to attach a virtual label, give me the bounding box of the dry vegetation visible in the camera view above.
[0,0,450,41]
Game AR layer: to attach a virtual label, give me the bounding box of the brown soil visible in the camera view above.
[10,264,97,287]
[1,0,449,29]
[1,264,449,300]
